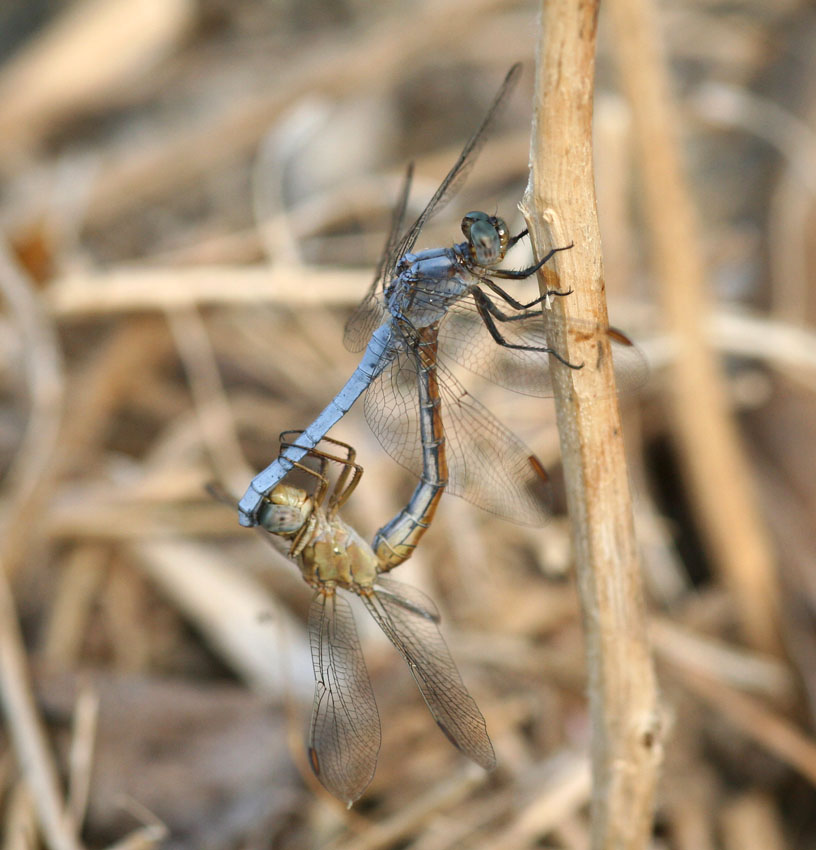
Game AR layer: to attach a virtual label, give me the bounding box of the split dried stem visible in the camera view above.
[520,2,661,847]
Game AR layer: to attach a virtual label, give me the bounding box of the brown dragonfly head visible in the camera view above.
[257,484,312,536]
[461,211,510,268]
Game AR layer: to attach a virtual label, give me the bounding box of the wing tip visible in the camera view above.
[435,719,497,772]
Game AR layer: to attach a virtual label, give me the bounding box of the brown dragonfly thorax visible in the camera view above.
[259,476,380,590]
[263,484,380,591]
[301,512,379,590]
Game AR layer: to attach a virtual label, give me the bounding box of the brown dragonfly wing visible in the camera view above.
[364,577,496,770]
[308,590,381,806]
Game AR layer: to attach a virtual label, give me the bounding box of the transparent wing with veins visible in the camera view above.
[362,341,552,526]
[364,577,495,770]
[386,63,522,281]
[344,163,414,353]
[308,590,381,807]
[344,63,522,352]
[434,292,649,397]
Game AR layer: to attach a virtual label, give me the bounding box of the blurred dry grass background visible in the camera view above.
[1,0,816,847]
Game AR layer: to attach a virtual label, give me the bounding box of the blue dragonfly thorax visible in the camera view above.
[385,243,479,330]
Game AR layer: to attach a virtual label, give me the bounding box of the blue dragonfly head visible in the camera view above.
[461,211,510,267]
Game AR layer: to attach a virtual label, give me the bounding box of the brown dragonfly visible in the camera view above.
[258,434,494,806]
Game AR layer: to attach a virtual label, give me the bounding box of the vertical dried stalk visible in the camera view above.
[605,0,780,654]
[0,566,83,850]
[519,2,661,848]
[0,242,64,578]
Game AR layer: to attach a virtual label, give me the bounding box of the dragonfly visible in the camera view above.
[257,434,494,806]
[239,63,645,529]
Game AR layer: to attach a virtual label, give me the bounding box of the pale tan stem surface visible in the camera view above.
[520,2,661,848]
[605,0,780,653]
[0,566,83,850]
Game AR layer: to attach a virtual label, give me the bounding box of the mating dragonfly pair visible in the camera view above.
[244,64,645,805]
[238,63,645,533]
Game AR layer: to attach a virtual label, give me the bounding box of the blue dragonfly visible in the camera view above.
[239,64,644,530]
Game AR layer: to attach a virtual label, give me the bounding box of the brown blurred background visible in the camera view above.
[1,0,816,847]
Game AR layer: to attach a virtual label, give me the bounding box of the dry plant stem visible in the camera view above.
[131,539,312,697]
[4,782,38,848]
[670,663,816,788]
[77,0,508,227]
[41,546,111,666]
[649,616,792,701]
[0,566,83,850]
[690,82,816,323]
[46,265,816,379]
[101,826,168,850]
[721,791,788,850]
[326,769,485,850]
[0,0,193,162]
[165,307,253,494]
[721,792,786,850]
[605,0,780,652]
[0,243,64,578]
[98,797,168,850]
[47,265,367,316]
[520,2,660,848]
[478,754,591,850]
[67,685,99,831]
[54,319,173,471]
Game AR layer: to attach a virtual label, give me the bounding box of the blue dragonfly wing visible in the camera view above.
[386,65,522,282]
[343,164,413,353]
[363,344,553,526]
[342,290,386,355]
[308,590,381,806]
[363,577,495,771]
[436,294,648,397]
